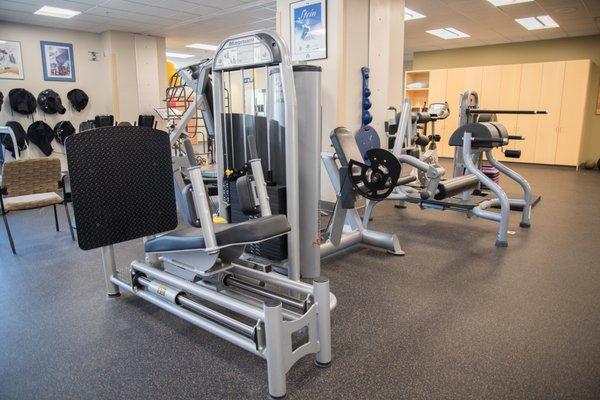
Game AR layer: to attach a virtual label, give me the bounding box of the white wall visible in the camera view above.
[0,22,112,167]
[1,22,167,167]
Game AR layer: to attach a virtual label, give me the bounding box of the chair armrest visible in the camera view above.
[60,174,71,203]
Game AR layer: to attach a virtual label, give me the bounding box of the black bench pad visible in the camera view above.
[145,214,290,253]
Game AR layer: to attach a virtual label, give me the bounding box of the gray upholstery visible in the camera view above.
[144,214,290,253]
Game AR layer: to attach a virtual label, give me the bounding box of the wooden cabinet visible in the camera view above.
[556,60,591,165]
[404,59,592,166]
[534,62,565,164]
[515,63,543,163]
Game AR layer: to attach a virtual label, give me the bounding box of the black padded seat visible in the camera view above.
[144,214,290,253]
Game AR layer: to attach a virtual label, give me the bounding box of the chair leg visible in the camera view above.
[64,203,76,241]
[53,204,59,232]
[2,212,16,254]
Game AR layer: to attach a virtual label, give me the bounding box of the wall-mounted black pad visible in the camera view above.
[66,126,178,250]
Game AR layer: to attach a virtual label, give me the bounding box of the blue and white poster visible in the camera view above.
[290,0,327,62]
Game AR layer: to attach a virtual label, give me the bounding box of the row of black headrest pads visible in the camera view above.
[1,120,74,158]
[0,88,89,115]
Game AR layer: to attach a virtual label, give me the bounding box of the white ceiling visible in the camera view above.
[404,0,600,60]
[0,0,598,64]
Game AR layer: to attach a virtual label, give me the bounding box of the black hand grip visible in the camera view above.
[504,149,521,158]
[508,135,525,140]
[433,134,441,142]
[472,137,505,144]
[247,135,259,160]
[183,139,199,167]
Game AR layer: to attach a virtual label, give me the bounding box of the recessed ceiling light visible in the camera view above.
[426,28,470,40]
[166,52,195,59]
[34,6,81,19]
[515,15,559,30]
[405,7,426,21]
[487,0,534,6]
[186,43,218,51]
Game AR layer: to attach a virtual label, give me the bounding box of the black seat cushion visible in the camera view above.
[144,214,290,253]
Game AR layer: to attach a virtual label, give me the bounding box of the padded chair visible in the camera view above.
[1,157,75,254]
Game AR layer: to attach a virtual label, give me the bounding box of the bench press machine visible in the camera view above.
[66,30,336,399]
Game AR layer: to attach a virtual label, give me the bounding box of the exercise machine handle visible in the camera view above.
[508,135,526,140]
[504,149,522,158]
[247,134,259,160]
[471,137,506,144]
[466,109,547,115]
[183,138,199,167]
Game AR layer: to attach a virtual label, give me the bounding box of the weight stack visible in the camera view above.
[480,164,500,191]
[228,181,287,261]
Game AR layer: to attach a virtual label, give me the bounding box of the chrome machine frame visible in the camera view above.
[362,91,541,247]
[320,150,404,257]
[213,30,303,281]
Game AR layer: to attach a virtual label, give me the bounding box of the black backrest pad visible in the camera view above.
[66,126,178,250]
[330,127,364,166]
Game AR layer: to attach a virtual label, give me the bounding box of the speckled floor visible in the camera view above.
[1,162,599,400]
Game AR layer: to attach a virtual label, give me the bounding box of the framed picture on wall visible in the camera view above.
[0,40,24,80]
[40,41,76,82]
[290,0,327,62]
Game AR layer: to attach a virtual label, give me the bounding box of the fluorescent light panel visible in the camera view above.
[166,52,194,58]
[426,28,470,40]
[515,15,559,30]
[487,0,534,6]
[405,7,426,21]
[186,43,218,51]
[34,6,81,19]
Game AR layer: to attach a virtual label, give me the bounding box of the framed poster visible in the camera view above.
[40,41,76,82]
[290,0,327,62]
[0,40,24,80]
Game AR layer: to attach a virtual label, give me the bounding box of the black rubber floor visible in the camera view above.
[1,163,599,400]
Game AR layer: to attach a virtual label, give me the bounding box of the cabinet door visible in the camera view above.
[481,65,502,108]
[428,69,448,153]
[514,63,543,163]
[534,62,565,164]
[463,66,483,94]
[442,68,465,157]
[495,65,522,161]
[556,60,591,166]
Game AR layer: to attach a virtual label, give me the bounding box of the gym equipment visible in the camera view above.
[363,90,545,247]
[320,127,404,256]
[8,88,36,115]
[162,58,214,167]
[347,148,402,201]
[66,125,335,399]
[213,31,322,278]
[0,91,4,112]
[27,121,54,156]
[597,159,600,170]
[67,88,89,111]
[360,67,373,126]
[163,58,214,173]
[37,89,66,114]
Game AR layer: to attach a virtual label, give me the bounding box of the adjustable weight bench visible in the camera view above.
[66,126,335,399]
